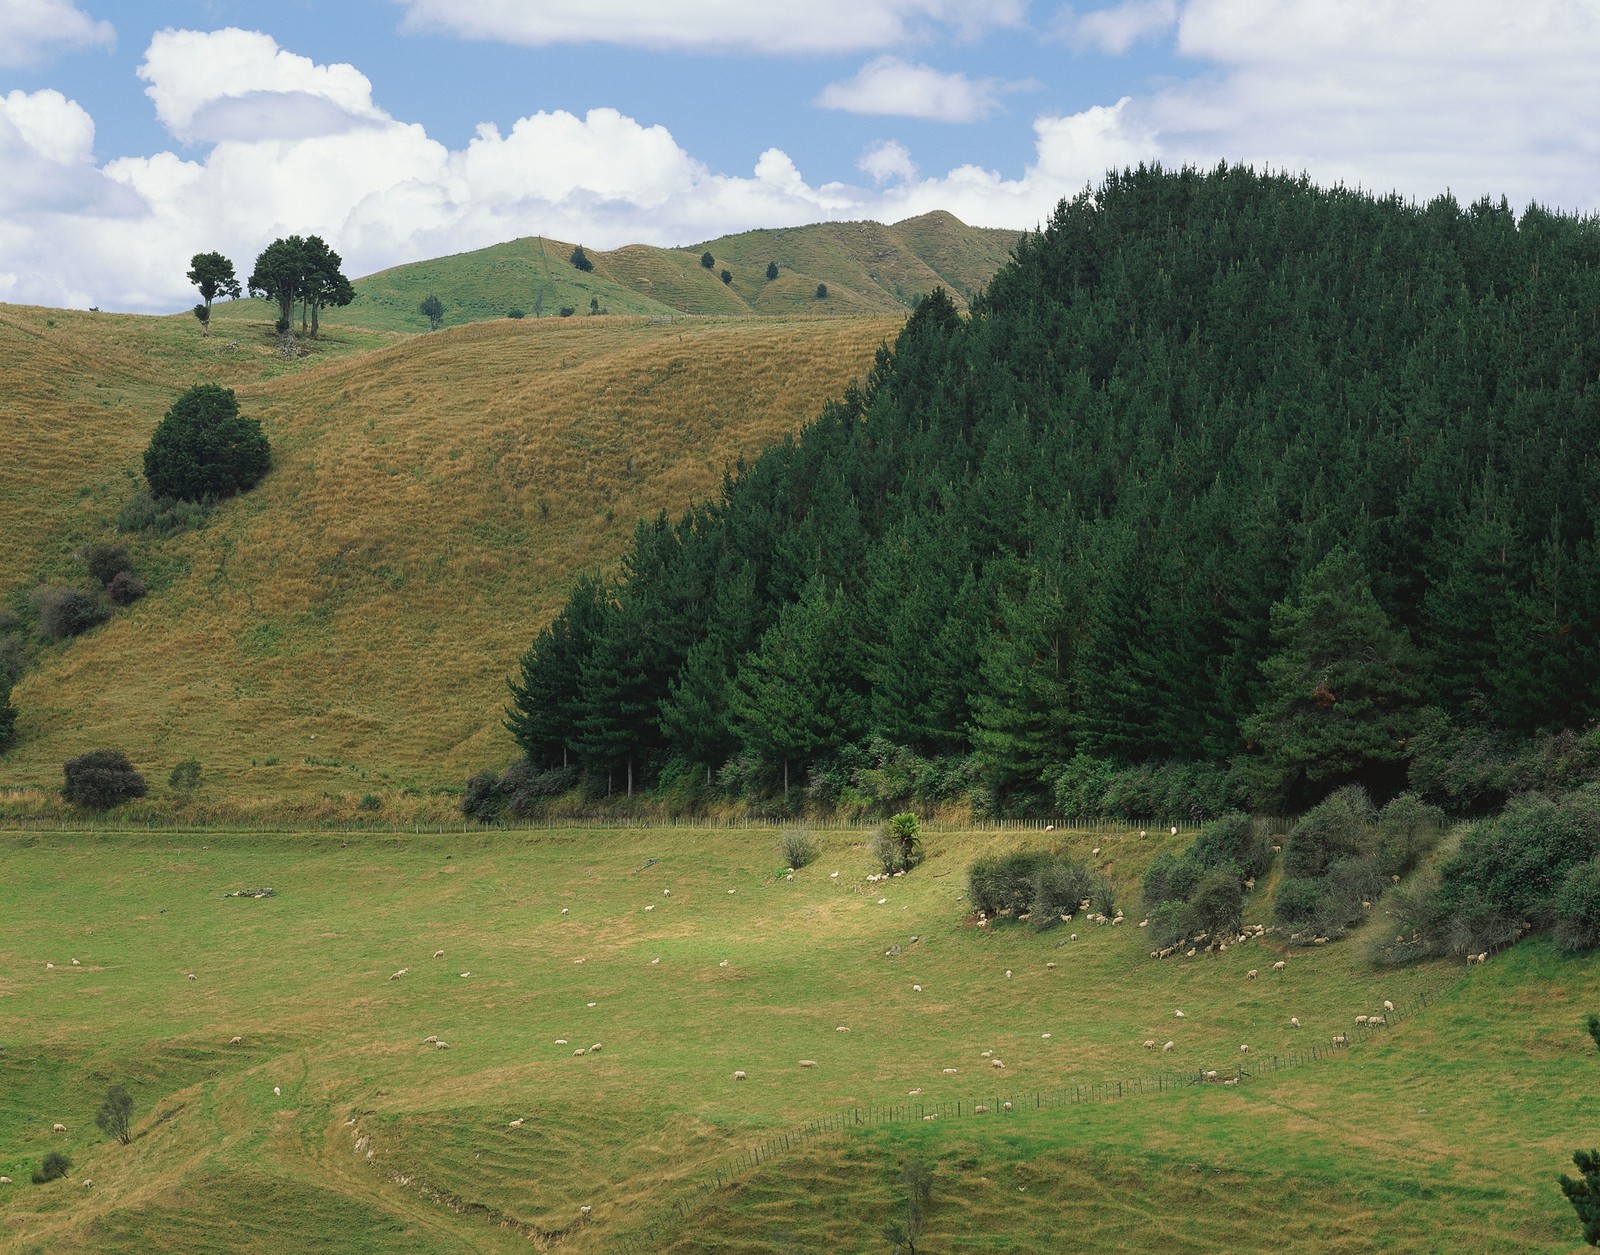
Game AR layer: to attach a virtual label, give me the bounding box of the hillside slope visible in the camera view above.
[343,212,1019,333]
[0,311,899,804]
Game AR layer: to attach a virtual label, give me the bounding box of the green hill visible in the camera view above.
[341,213,1020,333]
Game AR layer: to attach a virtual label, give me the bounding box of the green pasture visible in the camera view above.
[0,823,1593,1252]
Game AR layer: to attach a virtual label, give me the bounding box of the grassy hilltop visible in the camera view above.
[0,821,1594,1252]
[0,301,900,807]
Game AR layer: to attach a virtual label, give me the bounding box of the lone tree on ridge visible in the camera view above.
[187,252,240,337]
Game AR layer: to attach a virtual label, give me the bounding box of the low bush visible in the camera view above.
[461,771,503,822]
[1031,856,1095,930]
[1145,900,1188,946]
[967,851,1046,916]
[1141,852,1202,912]
[1184,870,1244,939]
[1435,790,1600,927]
[1273,876,1326,927]
[780,827,819,870]
[1553,859,1600,953]
[144,384,270,502]
[117,490,209,535]
[1375,792,1446,878]
[34,585,106,642]
[168,758,201,792]
[1188,811,1274,880]
[33,1150,70,1183]
[107,571,147,606]
[82,542,131,586]
[357,793,382,812]
[1051,754,1237,823]
[63,749,148,809]
[1283,785,1375,878]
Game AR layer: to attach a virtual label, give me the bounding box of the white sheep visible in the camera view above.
[424,1035,439,1044]
[52,1122,67,1132]
[1005,969,1012,979]
[1041,1032,1052,1039]
[389,968,408,980]
[574,1048,586,1056]
[975,1104,990,1114]
[434,950,445,958]
[1355,1015,1369,1025]
[229,1035,242,1045]
[942,1067,958,1074]
[836,1026,850,1033]
[508,1118,525,1128]
[650,957,660,965]
[459,971,471,978]
[1246,969,1258,980]
[980,1049,993,1058]
[186,972,197,981]
[645,904,655,911]
[1384,1000,1395,1012]
[991,1059,1006,1069]
[799,1060,817,1068]
[663,889,671,896]
[1143,1039,1156,1050]
[1332,1033,1348,1046]
[0,1177,11,1184]
[273,1088,281,1097]
[1239,1044,1250,1053]
[46,962,54,969]
[554,1039,568,1045]
[1272,960,1286,971]
[912,984,922,992]
[1162,1040,1175,1053]
[1174,1010,1186,1018]
[71,959,80,965]
[435,1041,450,1049]
[561,908,569,915]
[733,1070,746,1080]
[1289,1017,1300,1028]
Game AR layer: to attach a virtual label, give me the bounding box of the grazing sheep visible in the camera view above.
[273,1087,281,1097]
[71,958,80,965]
[424,1035,439,1044]
[645,904,654,912]
[574,1049,586,1056]
[799,1060,816,1068]
[1246,970,1258,980]
[733,1070,746,1080]
[229,1035,242,1045]
[580,1206,592,1219]
[718,959,729,967]
[1041,1032,1052,1039]
[1143,1040,1157,1050]
[1002,1101,1013,1112]
[435,1041,450,1049]
[728,889,737,895]
[1046,961,1057,969]
[909,1088,922,1095]
[1222,1077,1237,1087]
[460,971,472,978]
[1204,1070,1218,1082]
[991,1059,1006,1069]
[942,1067,958,1074]
[554,1039,568,1045]
[1384,1000,1395,1012]
[923,1114,936,1121]
[1272,960,1286,971]
[1239,1044,1250,1053]
[912,984,922,992]
[561,908,569,915]
[1162,1041,1175,1053]
[1332,1033,1348,1046]
[1185,947,1197,957]
[573,958,585,965]
[1290,1017,1300,1028]
[981,1050,994,1058]
[187,972,197,980]
[46,963,54,969]
[1174,1010,1186,1018]
[508,1118,524,1128]
[663,889,671,896]
[52,1123,67,1132]
[975,1104,990,1113]
[0,1177,11,1184]
[1355,1015,1369,1025]
[1005,969,1012,979]
[434,950,445,958]
[650,958,660,965]
[836,1026,850,1033]
[389,968,407,980]
[1091,847,1100,856]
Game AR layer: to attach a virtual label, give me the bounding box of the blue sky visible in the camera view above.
[3,0,1597,312]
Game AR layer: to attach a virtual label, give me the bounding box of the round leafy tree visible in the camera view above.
[62,749,148,809]
[143,385,270,502]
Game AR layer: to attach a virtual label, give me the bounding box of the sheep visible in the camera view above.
[580,1206,592,1219]
[1002,1101,1013,1112]
[836,1026,850,1033]
[1174,1010,1186,1018]
[53,1123,67,1132]
[46,962,54,969]
[1355,1015,1369,1025]
[508,1118,524,1128]
[0,1177,11,1184]
[733,1070,746,1080]
[990,1058,1006,1069]
[1162,1040,1175,1053]
[975,1104,990,1114]
[574,1048,586,1056]
[1204,1070,1219,1082]
[1046,961,1057,969]
[799,1060,817,1068]
[435,1041,450,1049]
[425,1035,440,1044]
[923,1114,936,1122]
[1143,1039,1157,1050]
[273,1087,281,1097]
[912,984,922,992]
[1239,1044,1251,1053]
[187,972,197,980]
[728,889,737,895]
[434,950,445,958]
[71,958,80,965]
[718,959,729,968]
[1289,1017,1300,1028]
[1005,969,1013,979]
[1222,1077,1237,1087]
[229,1035,242,1045]
[1041,1032,1052,1040]
[1332,1033,1348,1047]
[981,1049,994,1058]
[561,908,569,915]
[573,958,586,965]
[645,904,655,912]
[1272,960,1286,971]
[389,968,408,980]
[650,957,660,965]
[554,1039,568,1045]
[942,1067,959,1074]
[1384,1000,1395,1012]
[909,1088,922,1095]
[1246,969,1258,980]
[459,971,472,978]
[1091,847,1100,856]
[1185,947,1197,957]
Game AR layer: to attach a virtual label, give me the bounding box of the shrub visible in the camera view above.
[82,542,131,586]
[1273,876,1326,927]
[168,758,201,792]
[1283,785,1375,878]
[0,680,15,753]
[1188,811,1273,880]
[1142,852,1202,911]
[95,1083,135,1145]
[1436,791,1600,927]
[558,306,576,317]
[1031,856,1095,930]
[358,793,382,812]
[1375,792,1445,879]
[720,269,732,284]
[32,1151,70,1184]
[117,490,208,535]
[571,245,593,272]
[816,283,828,299]
[62,749,148,809]
[1558,1148,1600,1246]
[766,261,778,280]
[1145,900,1188,946]
[1553,860,1600,953]
[462,771,504,822]
[35,585,106,642]
[966,851,1046,916]
[888,812,923,869]
[1184,870,1244,938]
[419,294,445,330]
[700,251,714,269]
[780,827,820,870]
[1442,884,1522,958]
[507,308,526,319]
[1090,874,1118,918]
[107,571,147,606]
[868,827,902,875]
[143,384,270,502]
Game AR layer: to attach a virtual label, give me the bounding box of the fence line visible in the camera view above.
[602,986,1440,1253]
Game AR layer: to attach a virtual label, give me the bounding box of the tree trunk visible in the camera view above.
[627,756,634,797]
[201,299,211,336]
[311,301,320,339]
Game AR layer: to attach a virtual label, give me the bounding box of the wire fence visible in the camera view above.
[600,986,1441,1253]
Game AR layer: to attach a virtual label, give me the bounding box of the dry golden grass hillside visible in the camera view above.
[1,308,900,806]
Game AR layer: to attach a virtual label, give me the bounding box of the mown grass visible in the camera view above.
[0,823,1593,1252]
[1,311,899,804]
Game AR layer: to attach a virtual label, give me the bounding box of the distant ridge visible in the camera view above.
[346,211,1020,333]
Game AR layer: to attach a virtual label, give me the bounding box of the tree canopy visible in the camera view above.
[247,234,352,337]
[505,165,1600,811]
[187,252,239,336]
[143,383,270,502]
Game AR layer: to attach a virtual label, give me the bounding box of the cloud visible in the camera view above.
[817,57,1005,122]
[138,27,388,144]
[860,139,918,184]
[394,0,1027,53]
[0,0,113,67]
[1062,1,1177,54]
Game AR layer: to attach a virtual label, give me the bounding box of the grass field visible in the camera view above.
[1,821,1594,1252]
[0,305,900,807]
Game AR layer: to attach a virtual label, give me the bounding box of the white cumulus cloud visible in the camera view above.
[138,27,389,144]
[860,139,918,184]
[1063,0,1177,54]
[817,57,1005,122]
[0,0,113,67]
[394,0,1027,53]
